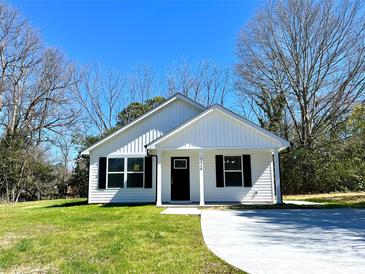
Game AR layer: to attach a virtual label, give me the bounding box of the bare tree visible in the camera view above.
[0,4,22,111]
[51,134,73,196]
[0,48,77,144]
[167,59,194,97]
[73,63,159,137]
[236,0,365,148]
[0,4,41,112]
[0,7,77,145]
[0,45,77,202]
[128,64,157,103]
[167,59,232,107]
[0,3,79,202]
[203,63,231,106]
[73,65,126,136]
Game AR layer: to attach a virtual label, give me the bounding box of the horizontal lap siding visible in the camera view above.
[204,150,274,203]
[88,150,273,204]
[159,149,274,204]
[88,155,156,203]
[88,99,203,204]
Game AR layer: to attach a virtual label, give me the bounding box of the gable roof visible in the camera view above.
[146,104,290,150]
[81,93,206,155]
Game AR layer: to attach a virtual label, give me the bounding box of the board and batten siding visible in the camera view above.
[88,99,203,203]
[92,99,203,156]
[155,110,281,150]
[160,149,274,203]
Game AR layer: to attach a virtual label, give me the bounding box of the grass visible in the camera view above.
[0,199,241,273]
[284,192,365,208]
[207,192,365,210]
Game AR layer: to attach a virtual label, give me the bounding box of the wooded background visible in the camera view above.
[0,0,364,202]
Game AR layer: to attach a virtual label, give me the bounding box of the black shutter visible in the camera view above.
[98,157,107,189]
[215,155,224,187]
[242,155,252,187]
[144,156,153,188]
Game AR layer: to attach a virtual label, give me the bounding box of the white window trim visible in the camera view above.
[173,159,188,169]
[223,155,244,187]
[106,156,145,189]
[126,157,145,188]
[106,157,125,189]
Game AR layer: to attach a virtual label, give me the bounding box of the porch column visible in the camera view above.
[199,150,205,206]
[157,151,162,206]
[274,149,282,205]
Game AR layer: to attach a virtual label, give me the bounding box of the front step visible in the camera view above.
[160,207,201,215]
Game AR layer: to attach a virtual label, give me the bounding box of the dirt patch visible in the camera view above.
[0,224,59,250]
[0,232,26,249]
[324,194,365,202]
[285,192,365,202]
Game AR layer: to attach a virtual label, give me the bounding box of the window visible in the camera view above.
[224,156,243,186]
[174,159,187,169]
[106,157,145,188]
[127,158,144,188]
[107,158,124,188]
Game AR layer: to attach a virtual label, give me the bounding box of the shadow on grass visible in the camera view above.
[100,202,154,208]
[45,200,88,208]
[42,200,155,209]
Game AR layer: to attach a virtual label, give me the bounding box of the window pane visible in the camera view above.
[224,156,241,170]
[174,159,187,169]
[127,173,144,188]
[108,173,124,188]
[225,172,243,186]
[128,158,144,172]
[108,158,124,172]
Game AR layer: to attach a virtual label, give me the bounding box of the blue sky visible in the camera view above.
[8,1,263,163]
[9,1,262,76]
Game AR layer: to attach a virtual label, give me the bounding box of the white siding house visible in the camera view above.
[82,93,290,205]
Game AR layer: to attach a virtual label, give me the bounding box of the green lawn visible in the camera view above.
[0,199,241,273]
[214,192,365,210]
[284,192,365,208]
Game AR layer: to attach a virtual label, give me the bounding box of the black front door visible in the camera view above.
[171,157,190,201]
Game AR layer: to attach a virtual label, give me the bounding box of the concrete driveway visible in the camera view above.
[201,209,365,274]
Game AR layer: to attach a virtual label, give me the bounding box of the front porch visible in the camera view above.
[144,105,288,206]
[152,148,282,206]
[157,201,274,208]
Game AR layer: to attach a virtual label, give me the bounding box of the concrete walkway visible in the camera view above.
[201,209,365,274]
[160,207,201,215]
[284,200,322,205]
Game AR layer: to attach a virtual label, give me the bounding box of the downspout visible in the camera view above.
[276,144,292,204]
[145,146,158,203]
[81,154,90,203]
[278,152,283,205]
